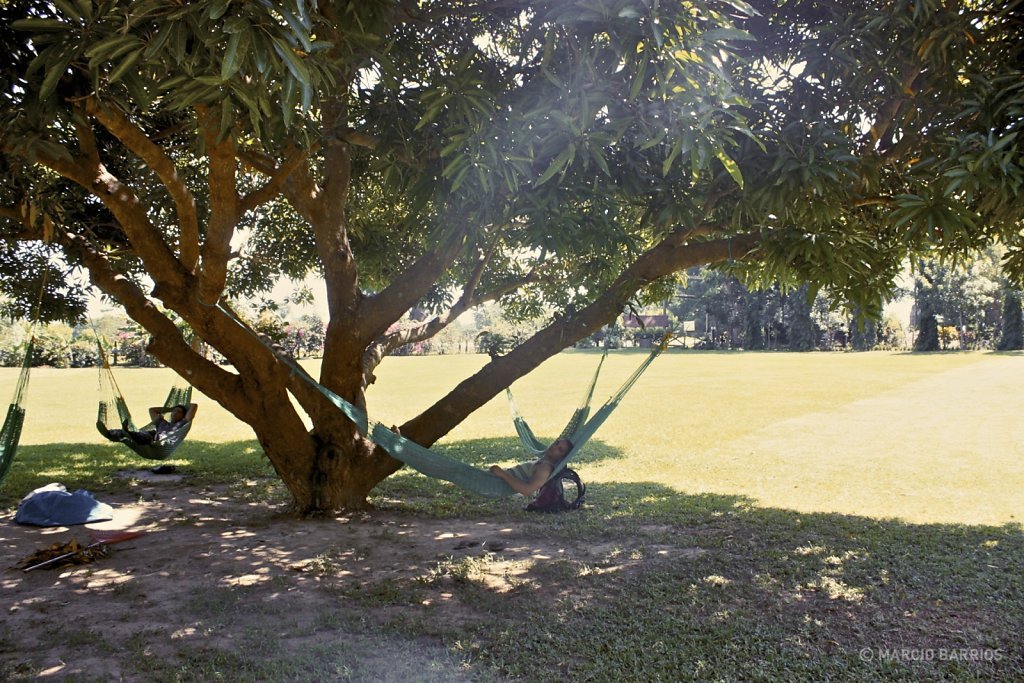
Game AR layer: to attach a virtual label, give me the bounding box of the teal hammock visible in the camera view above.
[282,339,668,497]
[212,300,668,496]
[0,338,34,487]
[506,348,607,455]
[95,341,194,461]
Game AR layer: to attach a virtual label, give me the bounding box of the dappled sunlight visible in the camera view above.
[806,575,865,603]
[223,568,272,587]
[703,574,732,587]
[2,354,1023,679]
[69,567,135,592]
[1,478,1020,681]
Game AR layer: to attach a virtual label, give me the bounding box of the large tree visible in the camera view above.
[1,0,1022,511]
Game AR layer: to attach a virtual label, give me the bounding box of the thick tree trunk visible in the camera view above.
[257,426,396,513]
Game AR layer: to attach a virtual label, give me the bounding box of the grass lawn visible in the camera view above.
[1,350,1022,681]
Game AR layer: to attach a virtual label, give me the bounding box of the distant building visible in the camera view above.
[621,313,671,347]
[622,313,670,329]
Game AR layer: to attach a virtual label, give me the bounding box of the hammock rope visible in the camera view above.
[94,336,194,461]
[1,273,49,486]
[506,348,607,455]
[280,333,669,497]
[0,337,35,486]
[210,299,668,497]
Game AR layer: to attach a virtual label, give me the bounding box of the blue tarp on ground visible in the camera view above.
[14,483,114,527]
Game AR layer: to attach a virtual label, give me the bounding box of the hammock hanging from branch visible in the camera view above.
[505,348,607,455]
[1,275,49,487]
[94,338,193,461]
[282,336,669,497]
[212,300,669,497]
[0,337,35,487]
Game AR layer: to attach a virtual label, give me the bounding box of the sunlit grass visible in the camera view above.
[3,350,1023,524]
[2,351,1023,682]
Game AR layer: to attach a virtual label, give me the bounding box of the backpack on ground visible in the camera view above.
[526,468,586,513]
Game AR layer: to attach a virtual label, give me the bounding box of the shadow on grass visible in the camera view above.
[2,436,1022,681]
[0,439,279,507]
[0,435,617,505]
[371,479,1022,680]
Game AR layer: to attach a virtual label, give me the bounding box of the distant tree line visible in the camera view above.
[664,270,904,351]
[5,250,1021,367]
[668,249,1023,352]
[0,306,327,368]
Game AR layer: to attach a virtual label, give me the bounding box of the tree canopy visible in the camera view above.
[1,0,1022,511]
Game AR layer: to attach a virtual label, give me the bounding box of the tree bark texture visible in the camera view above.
[11,73,761,513]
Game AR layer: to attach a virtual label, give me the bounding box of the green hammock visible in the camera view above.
[95,341,194,461]
[0,338,34,487]
[212,300,668,496]
[506,348,607,455]
[282,340,667,497]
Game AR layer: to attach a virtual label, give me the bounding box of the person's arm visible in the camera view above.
[148,406,165,423]
[183,403,198,422]
[488,462,552,496]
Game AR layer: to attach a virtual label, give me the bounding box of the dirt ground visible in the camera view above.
[1,471,699,681]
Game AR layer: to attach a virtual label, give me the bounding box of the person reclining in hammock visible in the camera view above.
[488,437,574,495]
[100,403,198,445]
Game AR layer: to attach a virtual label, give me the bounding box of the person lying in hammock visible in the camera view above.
[488,437,574,495]
[100,403,198,446]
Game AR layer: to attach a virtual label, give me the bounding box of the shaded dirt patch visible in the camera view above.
[1,479,707,680]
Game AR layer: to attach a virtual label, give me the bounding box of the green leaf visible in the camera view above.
[990,131,1018,152]
[208,0,230,20]
[588,143,611,176]
[714,147,744,188]
[638,128,667,151]
[11,18,70,32]
[39,49,75,101]
[143,25,174,58]
[157,74,191,92]
[536,146,573,186]
[300,80,313,114]
[74,0,93,20]
[663,137,684,176]
[281,75,298,126]
[629,54,648,101]
[223,16,249,33]
[272,37,310,83]
[84,34,135,59]
[702,28,756,43]
[222,31,243,80]
[52,0,82,22]
[279,5,313,52]
[720,0,758,15]
[414,93,450,131]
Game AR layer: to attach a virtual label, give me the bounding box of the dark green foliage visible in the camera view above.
[914,310,940,352]
[2,0,1023,327]
[997,289,1023,350]
[849,316,879,352]
[786,285,818,351]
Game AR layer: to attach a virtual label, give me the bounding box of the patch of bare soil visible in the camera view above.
[0,474,704,681]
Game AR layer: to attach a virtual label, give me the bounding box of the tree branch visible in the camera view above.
[86,98,201,270]
[360,220,472,341]
[8,140,188,287]
[863,64,924,157]
[197,106,240,304]
[358,242,506,385]
[0,202,36,238]
[238,146,309,216]
[400,231,762,446]
[58,228,243,404]
[73,104,101,166]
